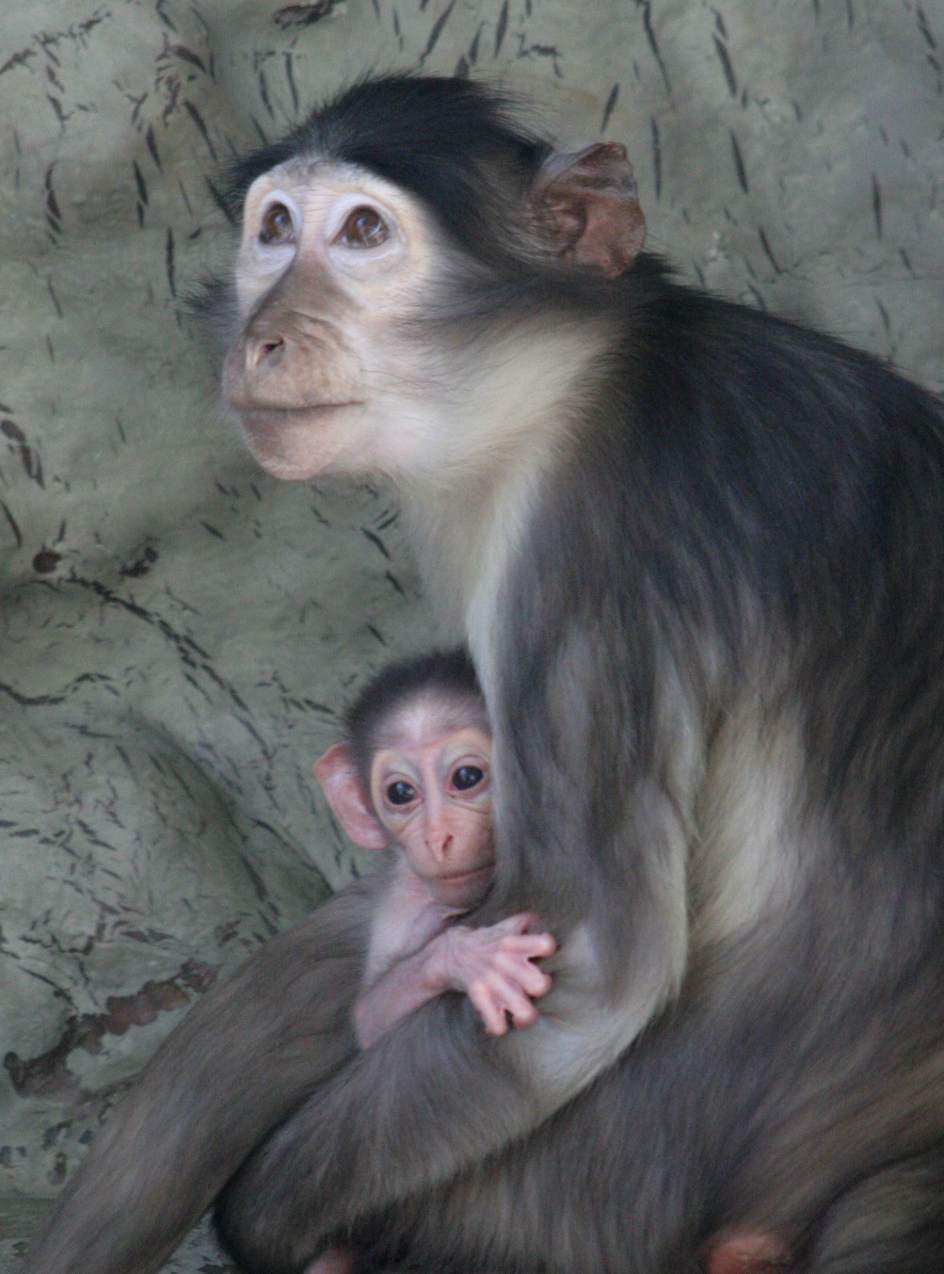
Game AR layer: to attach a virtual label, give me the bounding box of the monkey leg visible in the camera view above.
[213,988,548,1273]
[23,883,372,1274]
[231,1045,709,1274]
[800,1145,944,1274]
[290,1003,944,1274]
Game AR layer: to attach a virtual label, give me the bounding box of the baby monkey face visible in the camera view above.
[370,724,494,908]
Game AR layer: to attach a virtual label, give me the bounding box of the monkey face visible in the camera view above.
[221,159,450,481]
[370,722,495,909]
[217,148,628,493]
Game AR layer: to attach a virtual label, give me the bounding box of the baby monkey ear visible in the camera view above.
[313,743,388,850]
[531,142,646,279]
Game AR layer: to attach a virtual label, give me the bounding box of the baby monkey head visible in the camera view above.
[314,649,494,909]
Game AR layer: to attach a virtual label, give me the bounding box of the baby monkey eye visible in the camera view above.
[386,780,416,806]
[452,765,484,791]
[259,202,295,246]
[336,206,389,249]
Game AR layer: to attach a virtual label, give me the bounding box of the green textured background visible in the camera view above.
[1,0,942,1266]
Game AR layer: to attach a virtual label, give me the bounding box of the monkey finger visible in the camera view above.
[489,975,540,1029]
[507,996,540,1030]
[496,953,553,998]
[493,912,541,935]
[493,936,556,970]
[499,932,556,958]
[468,983,512,1036]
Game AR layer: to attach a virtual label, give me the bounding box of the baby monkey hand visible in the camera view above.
[440,913,556,1036]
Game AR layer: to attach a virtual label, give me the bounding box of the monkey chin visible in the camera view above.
[427,863,494,910]
[235,405,364,481]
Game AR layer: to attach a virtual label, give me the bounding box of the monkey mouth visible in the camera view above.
[430,864,494,907]
[437,864,493,887]
[233,404,367,479]
[234,402,363,420]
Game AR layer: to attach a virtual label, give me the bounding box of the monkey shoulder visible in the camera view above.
[526,271,944,628]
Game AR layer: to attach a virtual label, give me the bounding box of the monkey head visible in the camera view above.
[223,161,440,480]
[314,707,494,910]
[212,77,646,485]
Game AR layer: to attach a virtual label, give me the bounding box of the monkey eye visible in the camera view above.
[386,780,416,806]
[335,206,390,250]
[452,765,485,792]
[259,202,295,246]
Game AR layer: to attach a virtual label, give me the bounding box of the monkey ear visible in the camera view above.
[531,142,646,279]
[312,744,388,850]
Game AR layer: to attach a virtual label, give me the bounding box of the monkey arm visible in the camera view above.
[215,988,552,1272]
[22,884,373,1274]
[354,944,447,1047]
[216,908,682,1274]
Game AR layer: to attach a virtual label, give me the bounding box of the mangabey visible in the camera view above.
[24,74,944,1274]
[313,651,780,1274]
[317,648,554,1051]
[309,647,555,1274]
[311,649,779,1274]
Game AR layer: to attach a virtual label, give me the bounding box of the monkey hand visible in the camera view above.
[440,913,556,1036]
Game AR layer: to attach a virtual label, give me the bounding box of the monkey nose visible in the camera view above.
[245,334,286,371]
[429,831,454,860]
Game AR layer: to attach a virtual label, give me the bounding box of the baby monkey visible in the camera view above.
[311,650,783,1274]
[315,647,556,1051]
[309,649,555,1274]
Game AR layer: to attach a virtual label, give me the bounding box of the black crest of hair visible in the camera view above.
[344,647,483,779]
[226,74,550,263]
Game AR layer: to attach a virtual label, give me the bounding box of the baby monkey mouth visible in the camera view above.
[437,864,494,886]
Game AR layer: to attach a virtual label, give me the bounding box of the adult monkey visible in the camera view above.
[24,74,944,1274]
[212,74,944,1273]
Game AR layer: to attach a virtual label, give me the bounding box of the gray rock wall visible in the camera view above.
[1,0,942,1266]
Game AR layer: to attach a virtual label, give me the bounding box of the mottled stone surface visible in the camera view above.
[1,0,942,1267]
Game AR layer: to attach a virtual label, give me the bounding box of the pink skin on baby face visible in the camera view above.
[369,722,494,909]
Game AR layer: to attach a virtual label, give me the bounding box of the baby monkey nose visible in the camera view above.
[429,829,454,859]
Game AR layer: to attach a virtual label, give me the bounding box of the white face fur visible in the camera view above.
[226,158,454,481]
[225,156,615,492]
